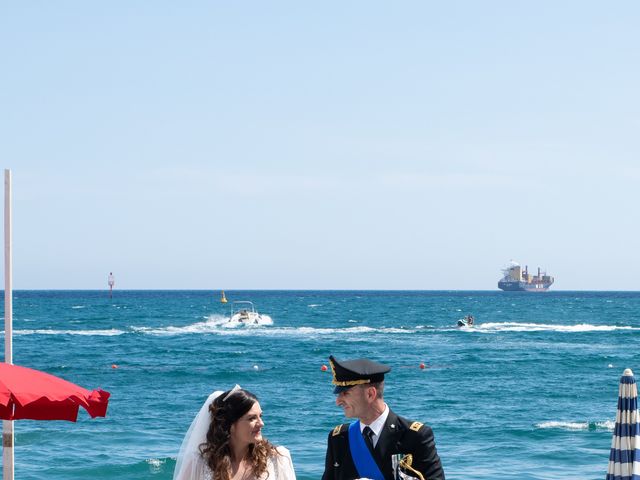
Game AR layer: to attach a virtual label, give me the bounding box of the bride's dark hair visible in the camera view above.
[200,388,278,480]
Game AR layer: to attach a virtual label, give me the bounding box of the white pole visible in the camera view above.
[3,169,13,480]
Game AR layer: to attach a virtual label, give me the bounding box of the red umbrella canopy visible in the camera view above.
[0,363,110,421]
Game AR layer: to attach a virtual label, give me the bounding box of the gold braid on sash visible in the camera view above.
[399,454,425,480]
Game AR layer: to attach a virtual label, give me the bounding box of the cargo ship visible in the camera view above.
[498,261,554,292]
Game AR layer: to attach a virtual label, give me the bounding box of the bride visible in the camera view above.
[174,385,296,480]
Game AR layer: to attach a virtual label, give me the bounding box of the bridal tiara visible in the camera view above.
[222,384,241,402]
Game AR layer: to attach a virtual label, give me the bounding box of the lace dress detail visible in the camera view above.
[178,446,295,480]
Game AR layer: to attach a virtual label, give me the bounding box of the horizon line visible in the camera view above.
[3,288,640,293]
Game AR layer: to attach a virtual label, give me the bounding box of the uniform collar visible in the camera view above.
[360,403,389,438]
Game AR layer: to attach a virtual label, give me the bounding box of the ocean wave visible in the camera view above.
[13,328,125,336]
[64,456,176,477]
[146,457,169,473]
[535,420,615,431]
[472,322,639,333]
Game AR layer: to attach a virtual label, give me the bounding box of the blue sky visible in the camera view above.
[2,2,638,290]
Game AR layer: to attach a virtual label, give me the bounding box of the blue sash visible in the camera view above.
[348,421,384,480]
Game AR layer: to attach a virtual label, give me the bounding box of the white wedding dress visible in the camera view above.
[174,391,296,480]
[175,445,295,480]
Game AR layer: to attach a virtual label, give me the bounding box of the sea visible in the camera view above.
[2,290,639,480]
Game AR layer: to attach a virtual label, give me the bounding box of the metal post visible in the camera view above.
[108,272,114,299]
[3,169,14,480]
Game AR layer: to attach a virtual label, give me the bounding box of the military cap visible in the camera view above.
[329,355,391,394]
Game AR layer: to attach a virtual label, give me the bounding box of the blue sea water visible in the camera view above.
[2,290,640,480]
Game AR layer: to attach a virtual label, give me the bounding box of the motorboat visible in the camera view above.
[457,315,475,327]
[228,301,264,325]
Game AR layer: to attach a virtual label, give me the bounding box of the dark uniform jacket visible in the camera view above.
[322,410,445,480]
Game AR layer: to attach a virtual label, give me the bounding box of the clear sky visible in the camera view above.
[1,2,638,290]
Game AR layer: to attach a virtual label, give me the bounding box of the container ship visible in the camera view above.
[498,261,554,292]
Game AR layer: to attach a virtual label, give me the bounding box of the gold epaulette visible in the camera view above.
[332,424,343,436]
[409,421,423,432]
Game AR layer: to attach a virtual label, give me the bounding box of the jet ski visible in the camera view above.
[457,315,475,327]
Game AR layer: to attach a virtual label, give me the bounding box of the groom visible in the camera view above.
[322,356,445,480]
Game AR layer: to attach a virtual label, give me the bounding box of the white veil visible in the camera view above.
[173,390,224,480]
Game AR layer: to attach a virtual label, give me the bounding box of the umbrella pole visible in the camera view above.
[3,169,14,480]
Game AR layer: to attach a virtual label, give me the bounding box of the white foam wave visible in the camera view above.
[600,420,617,430]
[146,458,166,473]
[308,304,321,308]
[13,329,124,336]
[474,322,639,333]
[226,315,274,327]
[535,420,614,431]
[131,315,231,335]
[130,314,274,335]
[205,314,237,325]
[71,305,85,309]
[133,322,415,337]
[234,325,412,336]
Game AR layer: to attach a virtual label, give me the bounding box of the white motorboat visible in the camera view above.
[228,301,264,325]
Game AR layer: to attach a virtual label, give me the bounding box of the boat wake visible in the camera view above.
[13,328,125,336]
[130,314,272,335]
[11,321,637,337]
[468,322,640,333]
[225,314,274,327]
[130,322,414,337]
[9,321,413,337]
[535,420,614,431]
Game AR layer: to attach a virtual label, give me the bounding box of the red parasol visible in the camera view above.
[0,363,110,422]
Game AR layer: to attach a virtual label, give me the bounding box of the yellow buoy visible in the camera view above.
[220,291,227,303]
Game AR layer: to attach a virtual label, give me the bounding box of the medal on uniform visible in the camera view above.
[392,454,424,480]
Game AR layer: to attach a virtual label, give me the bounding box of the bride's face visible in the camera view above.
[230,401,264,446]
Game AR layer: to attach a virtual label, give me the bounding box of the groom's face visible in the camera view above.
[335,385,368,419]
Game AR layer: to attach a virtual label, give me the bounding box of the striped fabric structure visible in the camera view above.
[607,369,640,480]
